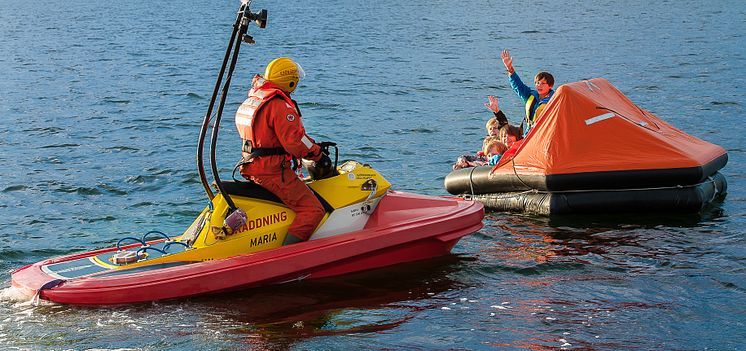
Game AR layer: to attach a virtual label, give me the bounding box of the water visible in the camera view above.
[1,0,745,349]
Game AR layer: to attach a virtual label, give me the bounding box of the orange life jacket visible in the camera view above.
[235,75,295,146]
[235,75,319,177]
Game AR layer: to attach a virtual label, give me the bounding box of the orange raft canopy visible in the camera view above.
[444,78,728,215]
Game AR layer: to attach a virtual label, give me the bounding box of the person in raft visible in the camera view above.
[484,95,522,147]
[234,57,332,246]
[483,136,508,166]
[453,135,508,170]
[501,49,555,138]
[452,116,499,170]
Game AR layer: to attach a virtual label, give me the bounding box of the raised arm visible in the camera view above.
[484,95,500,113]
[501,49,515,75]
[501,49,532,102]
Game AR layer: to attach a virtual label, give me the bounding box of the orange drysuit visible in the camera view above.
[235,75,325,241]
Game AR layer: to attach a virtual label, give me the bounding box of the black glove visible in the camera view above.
[316,153,332,169]
[317,141,336,156]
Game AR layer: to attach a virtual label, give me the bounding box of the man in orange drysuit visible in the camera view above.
[234,57,329,245]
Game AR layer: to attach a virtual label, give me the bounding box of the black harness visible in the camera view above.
[235,139,303,182]
[243,143,287,159]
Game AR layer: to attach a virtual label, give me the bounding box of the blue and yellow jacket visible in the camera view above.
[508,72,554,138]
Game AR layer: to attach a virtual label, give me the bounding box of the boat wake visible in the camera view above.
[0,286,36,305]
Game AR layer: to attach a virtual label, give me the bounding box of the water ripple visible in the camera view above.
[2,185,28,193]
[39,143,80,149]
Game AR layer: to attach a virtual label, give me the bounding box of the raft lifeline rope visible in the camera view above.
[511,156,534,192]
[466,166,477,199]
[472,177,720,212]
[595,106,661,132]
[471,156,720,203]
[463,157,536,201]
[708,175,720,202]
[542,180,709,194]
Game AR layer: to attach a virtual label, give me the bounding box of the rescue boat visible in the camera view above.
[445,78,727,215]
[10,2,484,305]
[11,162,483,305]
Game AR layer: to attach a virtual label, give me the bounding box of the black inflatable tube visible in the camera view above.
[445,153,728,195]
[464,172,727,215]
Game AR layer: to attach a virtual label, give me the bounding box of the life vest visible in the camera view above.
[235,75,295,146]
[522,93,551,137]
[522,95,538,133]
[235,75,313,178]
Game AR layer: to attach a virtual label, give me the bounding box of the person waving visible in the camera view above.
[501,49,555,138]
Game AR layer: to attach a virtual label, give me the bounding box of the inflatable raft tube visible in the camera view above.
[444,168,726,215]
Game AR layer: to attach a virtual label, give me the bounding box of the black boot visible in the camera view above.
[282,233,304,246]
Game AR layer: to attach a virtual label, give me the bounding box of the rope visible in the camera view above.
[136,246,168,257]
[548,180,708,194]
[163,241,190,252]
[467,166,477,198]
[468,173,718,197]
[232,161,243,182]
[142,230,170,242]
[510,156,533,191]
[707,175,719,203]
[596,106,661,132]
[473,189,539,199]
[116,237,146,251]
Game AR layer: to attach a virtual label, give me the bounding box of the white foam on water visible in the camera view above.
[0,286,33,304]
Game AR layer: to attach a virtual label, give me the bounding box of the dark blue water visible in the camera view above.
[2,0,745,350]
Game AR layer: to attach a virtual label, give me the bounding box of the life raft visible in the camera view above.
[444,78,728,215]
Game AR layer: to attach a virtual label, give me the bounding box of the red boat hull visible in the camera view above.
[11,191,483,305]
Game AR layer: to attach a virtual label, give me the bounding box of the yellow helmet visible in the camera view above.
[264,57,304,93]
